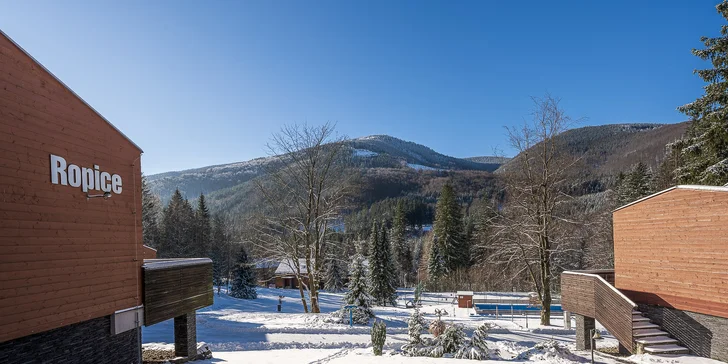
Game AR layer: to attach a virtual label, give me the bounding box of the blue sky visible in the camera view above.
[0,1,721,174]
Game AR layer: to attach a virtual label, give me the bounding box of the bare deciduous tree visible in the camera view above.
[254,123,351,313]
[488,95,584,325]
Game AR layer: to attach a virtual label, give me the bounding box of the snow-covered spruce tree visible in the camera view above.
[431,183,467,276]
[193,193,212,258]
[210,214,231,293]
[160,189,195,258]
[426,236,447,282]
[230,245,257,299]
[345,245,372,308]
[440,324,466,354]
[670,0,728,185]
[368,222,398,306]
[371,320,387,356]
[455,323,499,360]
[141,175,161,250]
[406,306,426,344]
[390,200,412,286]
[616,162,655,206]
[336,242,374,324]
[413,281,424,305]
[323,255,345,292]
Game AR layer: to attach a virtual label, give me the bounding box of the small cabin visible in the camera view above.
[457,291,474,308]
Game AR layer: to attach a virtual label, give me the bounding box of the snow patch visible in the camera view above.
[407,163,440,171]
[353,149,378,157]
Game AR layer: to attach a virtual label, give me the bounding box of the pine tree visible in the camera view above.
[344,244,373,309]
[406,306,426,344]
[368,222,398,306]
[160,189,195,258]
[432,183,467,273]
[141,175,161,249]
[230,245,257,299]
[454,323,498,360]
[440,325,466,354]
[193,193,212,258]
[391,200,412,286]
[671,1,728,185]
[371,320,387,356]
[616,162,655,206]
[210,215,231,293]
[324,255,345,292]
[427,236,446,281]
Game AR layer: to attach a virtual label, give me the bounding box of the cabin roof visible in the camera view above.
[614,185,728,212]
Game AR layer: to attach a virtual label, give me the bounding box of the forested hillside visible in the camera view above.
[147,123,686,232]
[497,122,688,195]
[147,135,505,204]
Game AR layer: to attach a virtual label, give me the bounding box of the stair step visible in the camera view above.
[633,322,660,330]
[643,344,690,354]
[633,329,670,338]
[635,336,678,346]
[632,309,642,315]
[632,317,650,322]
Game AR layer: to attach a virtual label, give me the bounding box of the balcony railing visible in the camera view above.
[561,270,636,353]
[142,258,213,326]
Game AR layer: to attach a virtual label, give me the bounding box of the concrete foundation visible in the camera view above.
[575,314,596,351]
[174,312,197,359]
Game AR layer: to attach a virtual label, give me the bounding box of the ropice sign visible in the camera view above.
[50,154,123,194]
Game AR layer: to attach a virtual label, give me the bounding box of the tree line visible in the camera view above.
[141,180,257,298]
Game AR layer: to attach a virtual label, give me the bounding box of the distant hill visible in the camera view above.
[147,123,686,221]
[497,122,688,192]
[348,135,504,171]
[147,135,505,202]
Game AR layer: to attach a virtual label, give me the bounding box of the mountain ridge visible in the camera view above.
[147,134,504,201]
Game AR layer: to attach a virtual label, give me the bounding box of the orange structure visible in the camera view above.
[562,185,728,361]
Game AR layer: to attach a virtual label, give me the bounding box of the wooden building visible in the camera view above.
[562,185,728,361]
[0,30,212,363]
[273,259,314,289]
[456,291,474,308]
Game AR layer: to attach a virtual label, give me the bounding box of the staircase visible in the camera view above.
[632,309,689,355]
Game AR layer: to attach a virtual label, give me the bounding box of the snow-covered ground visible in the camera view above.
[353,148,378,157]
[407,163,440,171]
[142,288,719,364]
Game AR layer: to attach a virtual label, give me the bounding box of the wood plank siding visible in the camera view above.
[613,187,728,319]
[143,259,213,326]
[0,32,143,342]
[562,271,636,353]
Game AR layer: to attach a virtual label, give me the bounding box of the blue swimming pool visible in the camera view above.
[474,304,563,313]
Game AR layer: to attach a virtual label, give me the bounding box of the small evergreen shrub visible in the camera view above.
[440,324,465,354]
[455,323,500,360]
[406,307,426,344]
[326,306,374,325]
[371,320,387,356]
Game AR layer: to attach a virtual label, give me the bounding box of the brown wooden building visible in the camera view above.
[0,30,212,363]
[562,185,728,361]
